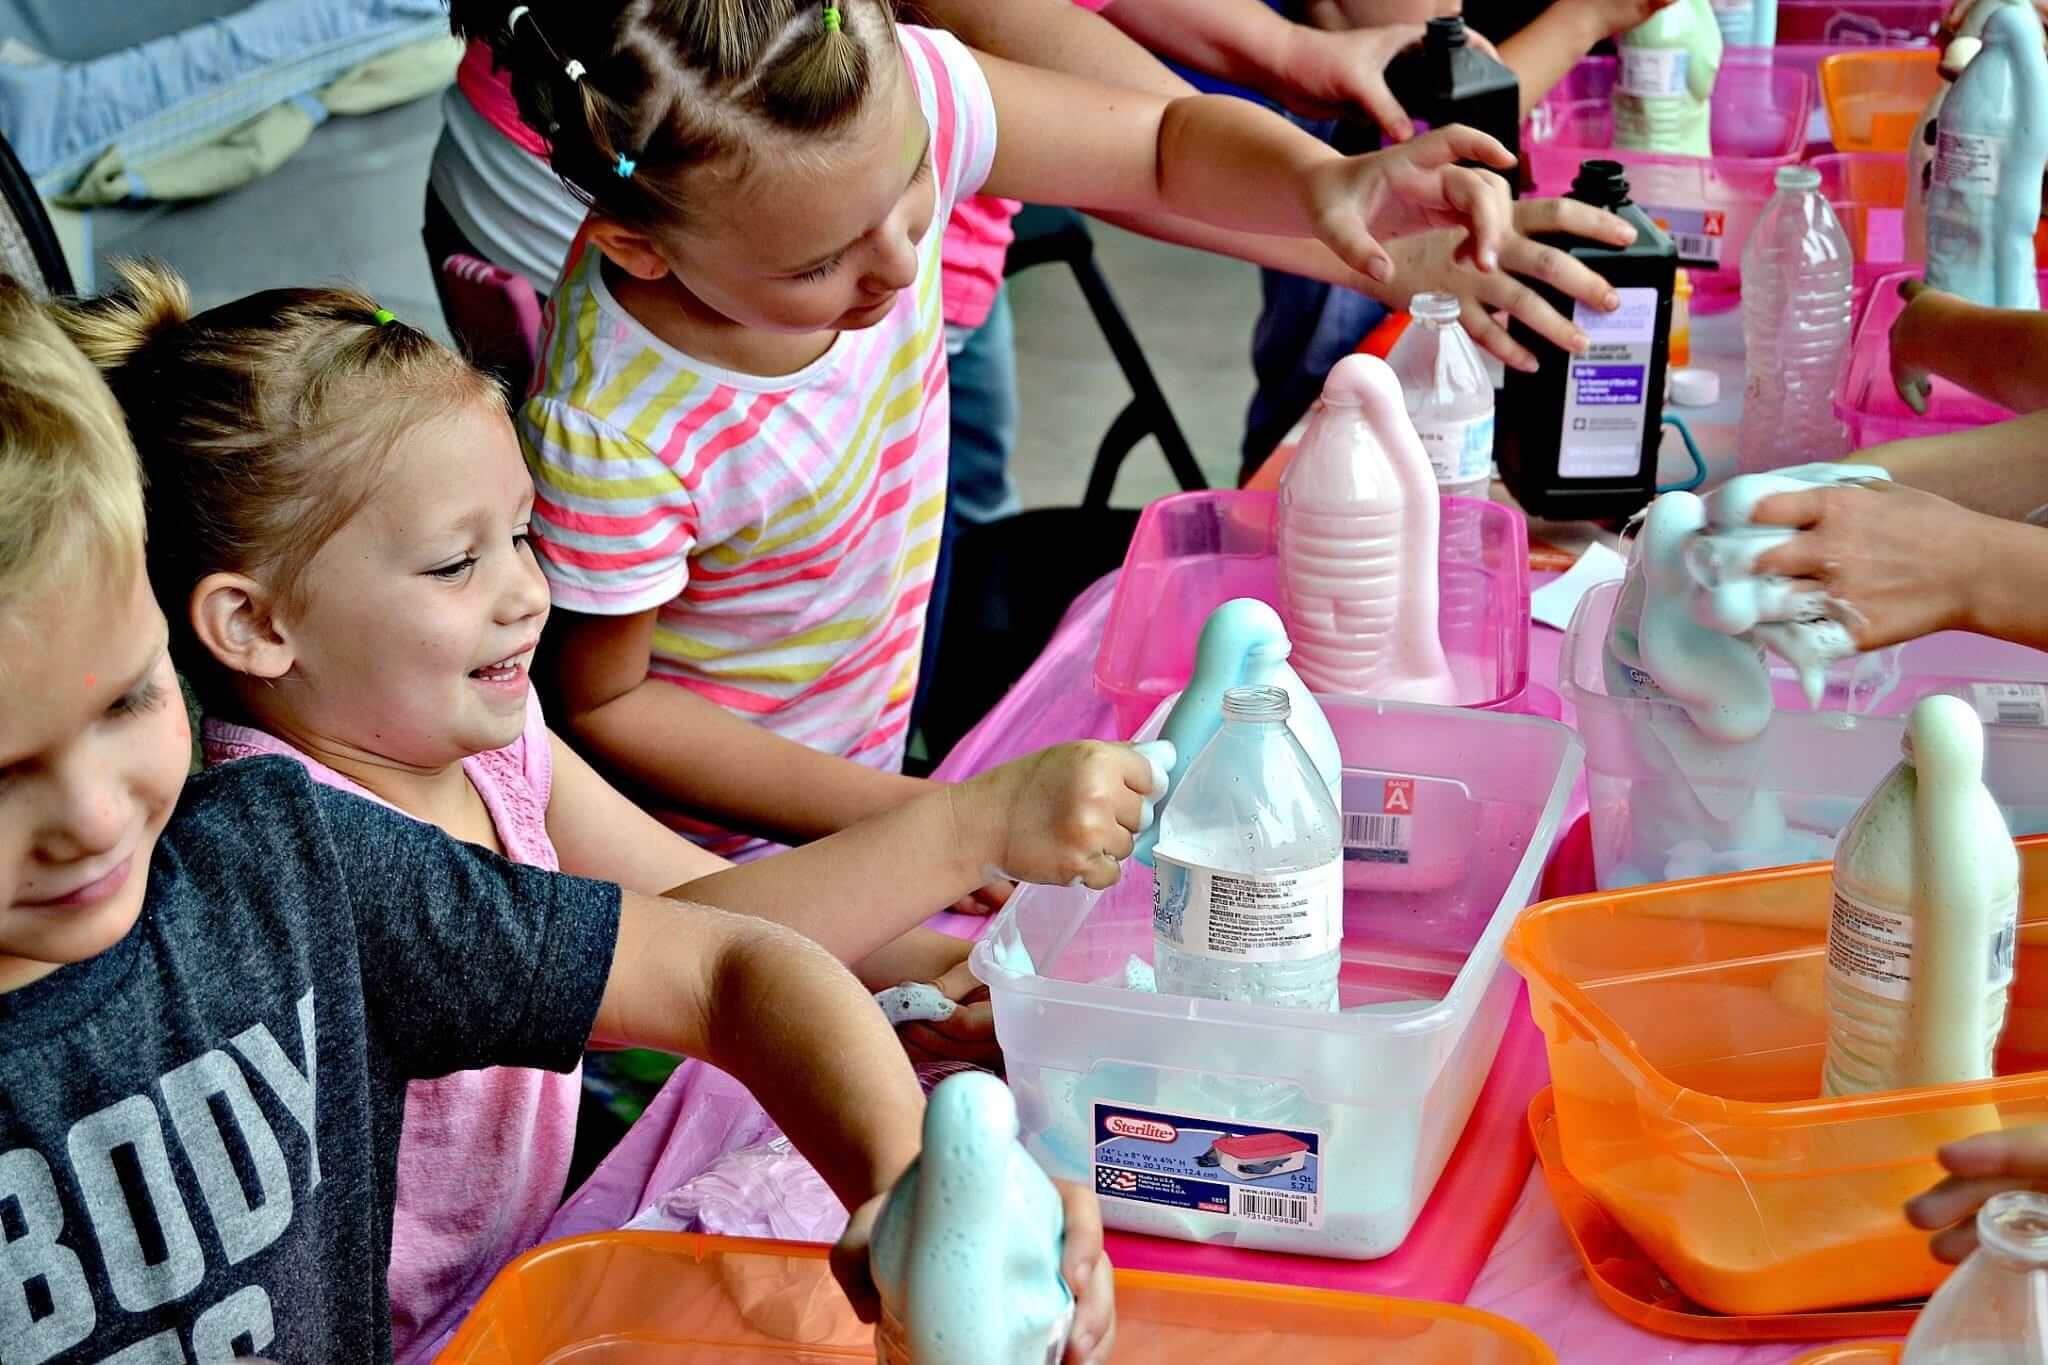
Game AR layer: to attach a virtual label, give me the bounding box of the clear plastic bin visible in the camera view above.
[1524,57,1814,306]
[971,695,1581,1259]
[1563,578,2048,890]
[1506,839,2048,1317]
[1809,151,1909,325]
[1835,267,2046,448]
[1777,0,1945,43]
[1820,48,1941,151]
[436,1231,1561,1363]
[1093,490,1532,738]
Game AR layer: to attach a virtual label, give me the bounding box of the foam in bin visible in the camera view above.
[972,694,1581,1260]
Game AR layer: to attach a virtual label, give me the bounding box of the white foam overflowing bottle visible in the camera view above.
[1276,353,1457,705]
[1738,165,1855,474]
[1153,685,1343,1011]
[871,1072,1072,1365]
[1822,694,2020,1097]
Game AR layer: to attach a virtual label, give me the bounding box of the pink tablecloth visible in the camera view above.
[930,570,1858,1365]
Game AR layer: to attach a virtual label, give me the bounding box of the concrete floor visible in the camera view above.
[85,89,1263,508]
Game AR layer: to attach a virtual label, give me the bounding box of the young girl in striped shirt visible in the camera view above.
[478,0,1529,859]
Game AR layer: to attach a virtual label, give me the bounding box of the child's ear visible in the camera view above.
[586,219,674,281]
[190,573,294,682]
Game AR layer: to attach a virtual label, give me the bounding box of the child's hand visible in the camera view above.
[1279,23,1428,141]
[832,1179,1117,1365]
[1907,1127,2048,1262]
[1378,194,1638,371]
[1305,0,1459,31]
[1891,278,1966,414]
[955,741,1170,891]
[896,957,1002,1069]
[1307,126,1519,283]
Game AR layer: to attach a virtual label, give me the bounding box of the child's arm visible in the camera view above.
[1892,279,2048,416]
[923,0,1194,98]
[975,54,1515,283]
[1852,409,2048,521]
[1497,0,1678,115]
[547,605,929,843]
[1908,1126,2048,1262]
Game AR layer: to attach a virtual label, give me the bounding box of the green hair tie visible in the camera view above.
[822,5,841,31]
[372,308,397,326]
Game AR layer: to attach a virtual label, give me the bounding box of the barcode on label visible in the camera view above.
[1345,813,1409,848]
[1672,233,1720,264]
[1645,206,1725,269]
[1972,683,2048,727]
[1229,1188,1314,1226]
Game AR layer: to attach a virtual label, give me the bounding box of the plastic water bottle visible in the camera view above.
[871,1072,1072,1365]
[1901,1190,2048,1364]
[1152,685,1343,1011]
[1275,353,1458,705]
[1822,695,2019,1097]
[1737,165,1854,475]
[1386,292,1494,502]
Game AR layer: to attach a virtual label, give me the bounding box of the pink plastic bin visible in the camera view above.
[1525,57,1813,308]
[1808,150,1909,325]
[1092,491,1532,738]
[1776,0,1945,44]
[1834,267,2045,448]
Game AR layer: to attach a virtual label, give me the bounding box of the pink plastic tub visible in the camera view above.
[1808,150,1909,325]
[1776,0,1945,44]
[1834,267,2044,448]
[1092,491,1532,738]
[1525,57,1813,309]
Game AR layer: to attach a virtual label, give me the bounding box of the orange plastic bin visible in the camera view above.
[436,1230,1557,1363]
[1506,837,2048,1318]
[1820,50,1941,153]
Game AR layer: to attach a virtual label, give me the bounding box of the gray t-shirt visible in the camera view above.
[0,757,621,1365]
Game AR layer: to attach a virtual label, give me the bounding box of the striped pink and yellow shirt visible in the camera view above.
[519,26,995,858]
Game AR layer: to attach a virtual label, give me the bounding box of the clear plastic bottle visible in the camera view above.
[1152,685,1343,1011]
[1901,1190,2048,1364]
[1737,164,1855,475]
[1386,291,1494,502]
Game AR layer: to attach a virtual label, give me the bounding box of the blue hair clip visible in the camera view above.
[614,153,636,178]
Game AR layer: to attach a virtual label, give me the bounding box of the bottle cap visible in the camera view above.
[1424,15,1468,49]
[1668,367,1720,407]
[1570,160,1631,210]
[1941,34,1982,78]
[1774,164,1822,193]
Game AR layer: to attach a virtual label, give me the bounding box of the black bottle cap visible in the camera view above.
[1424,15,1468,51]
[1570,159,1632,209]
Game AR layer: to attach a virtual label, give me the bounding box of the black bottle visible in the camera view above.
[1349,17,1521,195]
[1496,160,1676,523]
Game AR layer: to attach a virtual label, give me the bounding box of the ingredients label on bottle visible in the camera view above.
[1153,856,1340,963]
[1933,129,2005,195]
[1344,777,1415,866]
[1646,205,1727,269]
[1827,889,1915,1002]
[1092,1103,1323,1231]
[1971,682,2048,728]
[1558,288,1660,479]
[1415,412,1495,485]
[1619,47,1689,97]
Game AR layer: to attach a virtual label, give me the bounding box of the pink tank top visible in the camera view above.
[203,691,578,1364]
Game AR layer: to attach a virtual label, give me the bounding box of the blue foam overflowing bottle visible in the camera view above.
[871,1072,1073,1365]
[1925,0,2048,307]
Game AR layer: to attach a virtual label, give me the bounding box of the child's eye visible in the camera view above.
[427,556,478,580]
[110,680,167,720]
[795,255,843,284]
[513,527,534,552]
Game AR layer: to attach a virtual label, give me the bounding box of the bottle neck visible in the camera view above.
[1977,1192,2048,1271]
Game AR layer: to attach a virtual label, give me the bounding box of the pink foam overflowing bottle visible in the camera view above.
[1276,353,1458,704]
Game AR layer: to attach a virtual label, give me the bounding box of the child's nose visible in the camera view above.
[42,765,129,862]
[871,232,919,293]
[502,553,551,624]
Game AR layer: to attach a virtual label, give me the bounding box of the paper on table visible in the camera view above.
[1530,540,1629,632]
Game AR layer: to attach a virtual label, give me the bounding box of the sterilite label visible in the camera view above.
[1092,1102,1323,1231]
[1559,287,1659,479]
[1933,129,2004,195]
[1972,683,2048,728]
[1153,856,1339,963]
[1619,47,1689,97]
[1646,205,1726,269]
[1344,777,1415,866]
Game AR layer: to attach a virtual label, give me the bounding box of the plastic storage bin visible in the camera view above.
[972,695,1581,1260]
[1563,578,2048,890]
[1507,838,2048,1318]
[1835,267,2048,448]
[1809,151,1909,324]
[1820,49,1942,151]
[1777,0,1945,43]
[1524,57,1813,305]
[437,1231,1562,1363]
[1093,490,1532,738]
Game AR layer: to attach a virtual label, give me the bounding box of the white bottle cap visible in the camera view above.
[1669,366,1720,407]
[1942,34,1982,78]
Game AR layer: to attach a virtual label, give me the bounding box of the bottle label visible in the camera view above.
[1827,886,2021,1003]
[1416,412,1495,485]
[1092,1102,1323,1232]
[1344,777,1415,866]
[1619,47,1690,98]
[1644,204,1728,269]
[1153,856,1340,963]
[1972,682,2048,728]
[1933,129,2005,195]
[1558,288,1660,480]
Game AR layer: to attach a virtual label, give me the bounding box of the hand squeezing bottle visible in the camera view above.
[1924,0,2048,308]
[1822,695,2020,1097]
[1275,353,1458,705]
[1613,0,1724,158]
[871,1072,1073,1365]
